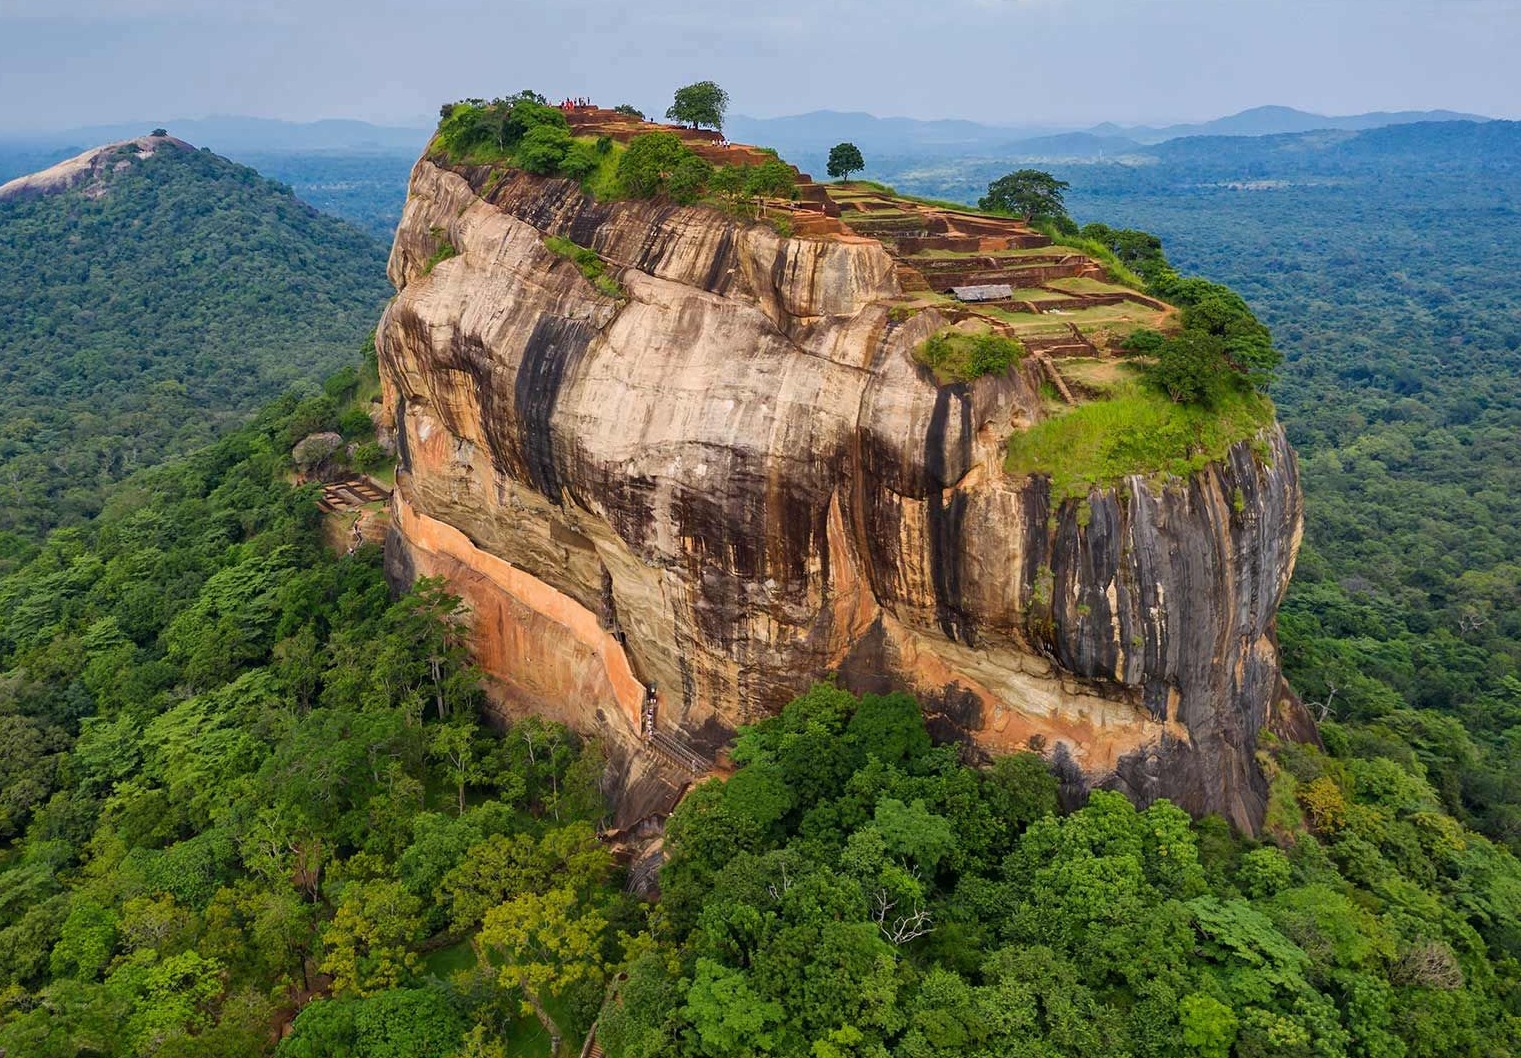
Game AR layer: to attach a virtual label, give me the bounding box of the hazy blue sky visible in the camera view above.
[1,0,1516,131]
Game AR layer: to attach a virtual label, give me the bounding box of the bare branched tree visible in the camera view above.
[1308,681,1339,722]
[872,890,935,945]
[765,860,794,903]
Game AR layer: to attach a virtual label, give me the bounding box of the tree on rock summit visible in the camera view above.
[827,142,865,181]
[666,81,730,132]
[980,168,1072,226]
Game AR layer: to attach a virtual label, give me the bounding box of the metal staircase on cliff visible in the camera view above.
[646,729,711,775]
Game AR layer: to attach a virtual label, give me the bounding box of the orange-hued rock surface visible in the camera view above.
[377,135,1307,831]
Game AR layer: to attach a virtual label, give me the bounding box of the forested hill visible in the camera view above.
[0,134,390,547]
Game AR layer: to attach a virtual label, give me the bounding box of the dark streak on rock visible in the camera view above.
[393,394,412,474]
[514,316,596,501]
[836,618,893,696]
[382,524,417,596]
[921,683,984,746]
[925,385,974,644]
[701,227,735,294]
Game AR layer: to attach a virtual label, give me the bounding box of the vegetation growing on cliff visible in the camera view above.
[431,92,796,220]
[424,226,458,274]
[432,92,609,184]
[979,168,1072,226]
[827,142,865,182]
[665,81,729,133]
[0,141,389,543]
[914,328,1024,384]
[433,92,570,166]
[1005,374,1274,499]
[543,235,624,299]
[614,132,713,203]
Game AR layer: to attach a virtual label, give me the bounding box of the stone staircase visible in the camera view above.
[1032,354,1078,405]
[894,263,932,293]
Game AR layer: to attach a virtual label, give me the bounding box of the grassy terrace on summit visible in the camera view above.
[425,96,1281,498]
[821,178,1280,494]
[1005,373,1275,501]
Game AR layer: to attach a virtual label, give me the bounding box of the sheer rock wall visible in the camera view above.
[378,157,1307,830]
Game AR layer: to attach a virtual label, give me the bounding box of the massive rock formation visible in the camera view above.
[378,154,1307,831]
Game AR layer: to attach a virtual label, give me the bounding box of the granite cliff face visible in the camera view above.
[377,154,1307,831]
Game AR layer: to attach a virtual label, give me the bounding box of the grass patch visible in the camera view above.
[543,235,625,299]
[833,182,990,215]
[1004,379,1274,500]
[998,304,1167,338]
[1045,276,1136,295]
[422,939,477,978]
[579,136,625,200]
[897,191,985,213]
[424,226,457,274]
[497,994,584,1058]
[367,463,396,488]
[1057,357,1135,396]
[1005,288,1075,303]
[915,329,1025,384]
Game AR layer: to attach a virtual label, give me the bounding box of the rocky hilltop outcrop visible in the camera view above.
[0,132,194,202]
[378,130,1308,831]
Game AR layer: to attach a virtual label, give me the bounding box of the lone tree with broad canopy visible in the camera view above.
[666,81,730,132]
[827,142,865,181]
[980,168,1071,225]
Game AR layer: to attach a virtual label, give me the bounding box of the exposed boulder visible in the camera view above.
[292,431,343,475]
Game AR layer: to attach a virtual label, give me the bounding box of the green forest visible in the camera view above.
[5,382,1521,1057]
[0,142,390,545]
[0,364,627,1056]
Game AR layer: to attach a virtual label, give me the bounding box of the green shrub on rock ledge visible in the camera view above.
[615,132,713,204]
[543,235,624,299]
[914,329,1025,384]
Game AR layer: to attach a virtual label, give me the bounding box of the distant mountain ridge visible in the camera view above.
[0,133,202,202]
[0,106,1488,165]
[0,115,432,154]
[1091,103,1493,143]
[727,104,1494,162]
